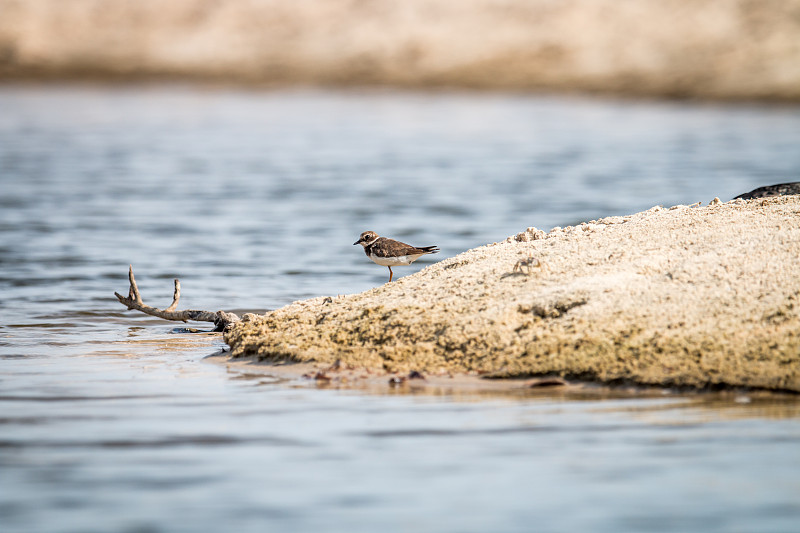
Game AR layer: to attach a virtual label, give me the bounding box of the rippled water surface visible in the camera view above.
[1,85,800,532]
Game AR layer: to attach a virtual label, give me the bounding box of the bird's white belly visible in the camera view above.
[369,253,423,267]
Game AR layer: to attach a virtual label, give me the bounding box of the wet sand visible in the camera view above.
[211,353,800,408]
[225,195,800,393]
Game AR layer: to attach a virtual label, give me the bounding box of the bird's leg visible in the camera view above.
[388,267,393,282]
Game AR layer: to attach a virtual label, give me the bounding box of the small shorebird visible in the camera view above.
[353,231,439,282]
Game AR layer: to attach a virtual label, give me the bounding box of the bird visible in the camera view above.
[353,231,439,282]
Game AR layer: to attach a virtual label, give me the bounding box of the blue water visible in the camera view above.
[1,84,800,532]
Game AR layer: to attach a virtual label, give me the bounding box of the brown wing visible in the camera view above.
[369,238,439,258]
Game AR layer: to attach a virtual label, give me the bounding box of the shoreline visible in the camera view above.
[2,74,800,106]
[224,196,800,393]
[207,352,800,401]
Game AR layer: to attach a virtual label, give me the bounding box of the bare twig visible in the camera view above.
[115,265,240,332]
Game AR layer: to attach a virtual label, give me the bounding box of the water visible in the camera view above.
[1,84,800,532]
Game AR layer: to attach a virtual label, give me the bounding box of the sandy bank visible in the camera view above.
[2,0,800,100]
[225,196,800,392]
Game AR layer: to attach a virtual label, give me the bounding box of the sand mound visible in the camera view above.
[225,196,800,391]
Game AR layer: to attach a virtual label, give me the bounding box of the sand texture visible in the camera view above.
[225,196,800,392]
[2,0,800,100]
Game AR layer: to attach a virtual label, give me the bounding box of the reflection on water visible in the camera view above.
[1,85,800,532]
[2,337,800,533]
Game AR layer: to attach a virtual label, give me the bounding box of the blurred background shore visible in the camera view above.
[1,0,799,100]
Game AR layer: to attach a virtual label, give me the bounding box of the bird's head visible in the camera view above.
[353,231,379,247]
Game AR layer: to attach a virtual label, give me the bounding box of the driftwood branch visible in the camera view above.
[115,265,240,332]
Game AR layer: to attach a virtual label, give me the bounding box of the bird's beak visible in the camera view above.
[353,240,360,245]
